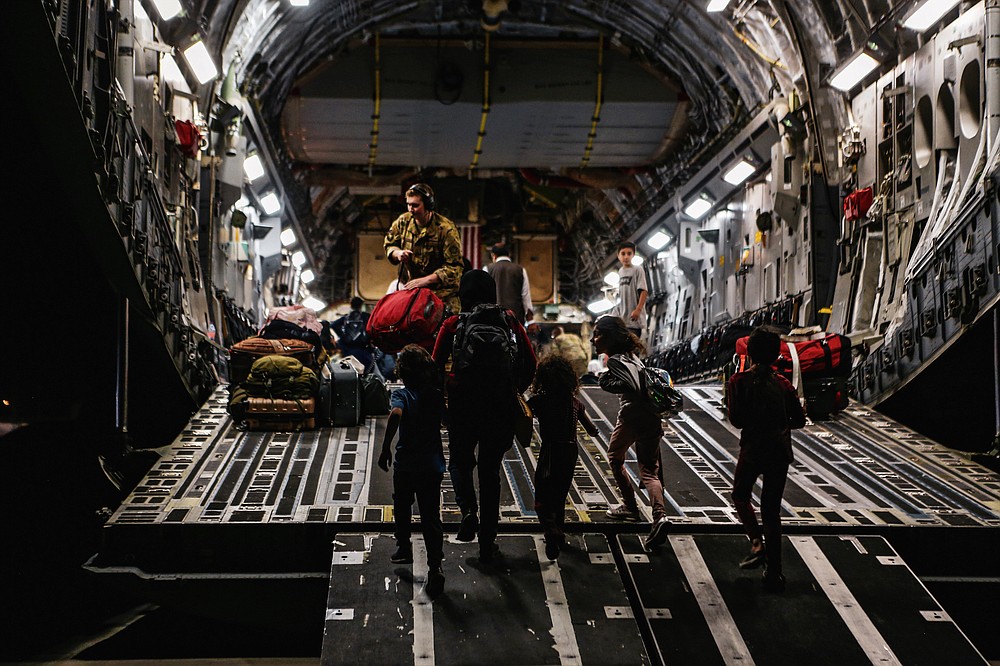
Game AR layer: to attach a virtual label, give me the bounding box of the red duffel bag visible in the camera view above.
[366,288,445,353]
[734,333,852,380]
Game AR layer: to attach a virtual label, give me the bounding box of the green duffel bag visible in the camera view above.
[244,354,319,400]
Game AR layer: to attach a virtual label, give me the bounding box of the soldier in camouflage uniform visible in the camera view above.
[384,183,464,313]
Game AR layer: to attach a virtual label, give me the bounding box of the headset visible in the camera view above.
[407,183,435,211]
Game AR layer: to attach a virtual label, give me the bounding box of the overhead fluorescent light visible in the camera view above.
[151,0,183,20]
[646,230,672,250]
[723,159,756,185]
[706,0,730,12]
[903,0,961,32]
[291,250,307,268]
[684,197,713,220]
[243,153,265,182]
[604,271,620,287]
[289,0,310,5]
[302,296,326,312]
[587,298,615,314]
[829,52,879,92]
[280,228,296,246]
[260,192,281,215]
[300,269,315,284]
[182,40,218,85]
[632,255,644,266]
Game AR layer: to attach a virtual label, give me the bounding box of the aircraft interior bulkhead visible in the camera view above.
[2,0,999,663]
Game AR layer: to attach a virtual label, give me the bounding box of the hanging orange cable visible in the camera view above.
[367,33,382,172]
[469,32,491,172]
[580,35,604,169]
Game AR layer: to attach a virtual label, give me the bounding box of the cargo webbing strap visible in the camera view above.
[821,338,833,369]
[785,341,804,399]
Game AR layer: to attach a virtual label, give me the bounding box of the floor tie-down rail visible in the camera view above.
[320,533,987,666]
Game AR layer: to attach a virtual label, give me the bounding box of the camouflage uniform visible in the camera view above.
[384,211,464,313]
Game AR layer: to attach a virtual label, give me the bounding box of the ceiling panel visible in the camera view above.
[282,38,684,170]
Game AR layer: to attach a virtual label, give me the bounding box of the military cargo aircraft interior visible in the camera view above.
[2,0,1000,663]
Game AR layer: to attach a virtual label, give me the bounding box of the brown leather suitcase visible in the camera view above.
[245,397,316,431]
[230,337,315,385]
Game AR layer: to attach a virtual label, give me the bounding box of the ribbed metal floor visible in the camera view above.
[89,384,1000,664]
[95,383,1000,571]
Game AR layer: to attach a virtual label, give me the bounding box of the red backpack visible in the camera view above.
[366,288,445,353]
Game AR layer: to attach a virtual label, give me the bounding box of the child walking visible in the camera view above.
[528,355,598,560]
[591,315,671,549]
[726,326,806,592]
[378,344,446,598]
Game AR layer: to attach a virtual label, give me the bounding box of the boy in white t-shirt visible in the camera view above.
[611,241,648,337]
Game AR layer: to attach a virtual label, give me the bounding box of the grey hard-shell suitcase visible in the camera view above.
[315,360,363,427]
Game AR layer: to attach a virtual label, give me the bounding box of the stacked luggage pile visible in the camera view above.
[229,338,319,430]
[225,304,389,430]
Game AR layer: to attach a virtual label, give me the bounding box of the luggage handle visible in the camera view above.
[397,260,412,289]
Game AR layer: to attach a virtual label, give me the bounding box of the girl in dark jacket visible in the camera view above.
[592,315,671,549]
[528,355,598,560]
[726,326,806,592]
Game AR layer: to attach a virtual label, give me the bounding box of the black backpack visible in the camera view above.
[452,304,516,378]
[336,311,370,346]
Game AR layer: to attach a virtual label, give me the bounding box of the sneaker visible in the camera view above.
[457,511,479,542]
[423,567,445,598]
[390,545,413,564]
[479,541,500,563]
[644,517,672,548]
[739,544,766,570]
[762,569,786,593]
[605,505,641,522]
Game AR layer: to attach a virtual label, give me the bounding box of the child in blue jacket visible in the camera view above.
[378,344,446,598]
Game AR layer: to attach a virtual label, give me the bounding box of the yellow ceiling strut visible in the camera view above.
[367,33,382,173]
[580,35,604,169]
[469,32,492,171]
[732,26,787,69]
[523,184,559,208]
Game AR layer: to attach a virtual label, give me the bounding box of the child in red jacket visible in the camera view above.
[726,326,806,592]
